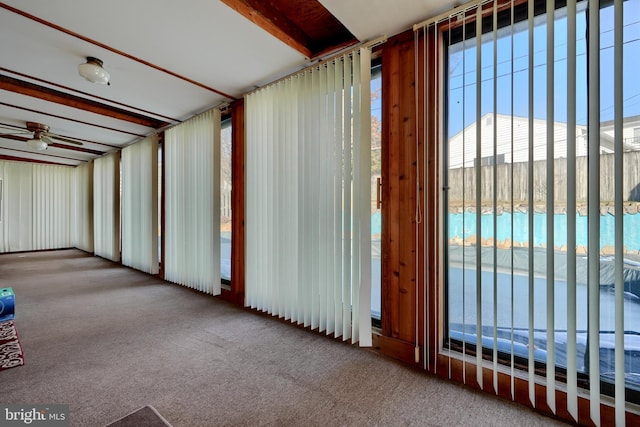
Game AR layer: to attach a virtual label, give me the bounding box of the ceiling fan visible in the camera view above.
[0,122,84,151]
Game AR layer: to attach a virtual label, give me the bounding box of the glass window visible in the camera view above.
[158,143,162,263]
[371,63,382,324]
[444,0,640,400]
[221,118,232,283]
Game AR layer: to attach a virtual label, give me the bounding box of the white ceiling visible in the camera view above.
[0,0,458,166]
[319,0,455,41]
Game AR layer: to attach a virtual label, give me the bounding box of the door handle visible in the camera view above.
[376,177,382,209]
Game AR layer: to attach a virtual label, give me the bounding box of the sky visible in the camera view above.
[446,0,640,137]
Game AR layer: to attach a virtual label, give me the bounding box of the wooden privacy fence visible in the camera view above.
[447,151,640,206]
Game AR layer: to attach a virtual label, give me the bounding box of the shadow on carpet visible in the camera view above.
[105,405,172,427]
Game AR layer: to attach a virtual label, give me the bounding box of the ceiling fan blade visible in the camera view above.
[44,133,84,146]
[41,135,55,145]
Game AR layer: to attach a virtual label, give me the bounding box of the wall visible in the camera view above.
[373,31,425,363]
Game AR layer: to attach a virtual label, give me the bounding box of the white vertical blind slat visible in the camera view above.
[614,0,625,424]
[352,54,362,343]
[275,80,284,319]
[546,0,556,414]
[334,61,344,338]
[266,87,276,314]
[527,0,536,406]
[357,48,373,346]
[319,64,329,334]
[327,60,337,336]
[588,0,602,424]
[509,0,516,400]
[566,0,579,421]
[310,68,320,331]
[343,56,353,342]
[492,0,499,394]
[302,72,312,328]
[475,4,484,389]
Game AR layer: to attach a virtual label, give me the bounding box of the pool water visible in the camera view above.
[448,211,640,252]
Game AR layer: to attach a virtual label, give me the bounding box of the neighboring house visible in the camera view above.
[447,113,640,170]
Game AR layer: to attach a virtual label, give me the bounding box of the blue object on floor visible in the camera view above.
[0,287,15,322]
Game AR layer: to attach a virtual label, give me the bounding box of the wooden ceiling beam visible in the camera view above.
[0,74,168,129]
[221,0,314,58]
[0,154,73,166]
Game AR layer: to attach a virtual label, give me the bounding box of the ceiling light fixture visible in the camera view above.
[26,137,48,151]
[78,56,110,85]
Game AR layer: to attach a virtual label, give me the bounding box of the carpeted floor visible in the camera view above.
[0,249,568,426]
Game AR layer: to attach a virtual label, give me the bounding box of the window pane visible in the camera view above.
[446,0,640,399]
[371,64,382,322]
[158,144,162,262]
[445,1,589,373]
[221,119,232,281]
[598,0,640,394]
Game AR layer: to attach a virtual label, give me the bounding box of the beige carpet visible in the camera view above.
[0,249,567,426]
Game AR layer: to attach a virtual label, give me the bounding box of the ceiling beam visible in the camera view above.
[0,102,147,138]
[221,0,314,58]
[1,67,180,124]
[0,154,73,166]
[0,74,167,129]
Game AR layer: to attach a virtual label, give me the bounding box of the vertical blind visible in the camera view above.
[0,160,75,253]
[121,135,159,274]
[164,109,221,295]
[416,0,636,424]
[93,152,121,262]
[72,162,93,253]
[0,161,32,252]
[245,48,373,346]
[32,164,72,250]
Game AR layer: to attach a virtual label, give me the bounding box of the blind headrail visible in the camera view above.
[245,35,387,97]
[413,0,495,30]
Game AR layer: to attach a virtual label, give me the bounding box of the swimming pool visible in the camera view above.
[448,210,640,251]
